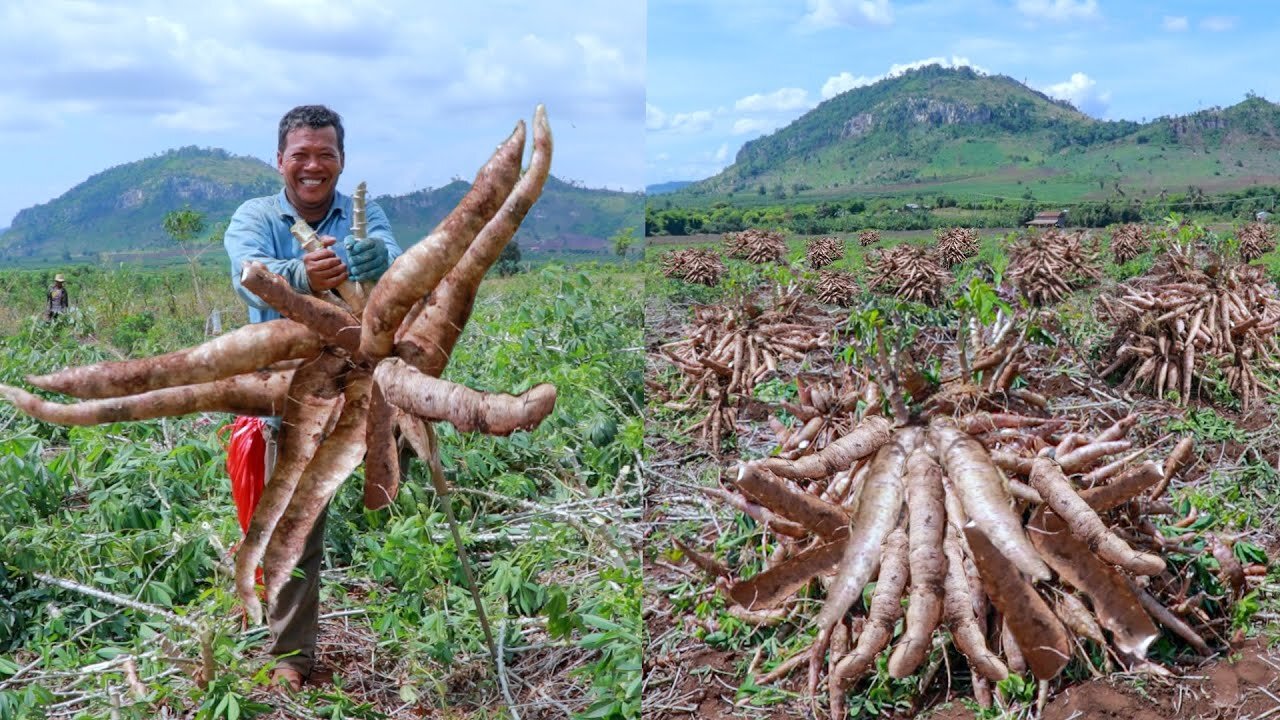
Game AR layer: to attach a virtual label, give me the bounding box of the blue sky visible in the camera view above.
[0,0,644,228]
[648,0,1280,186]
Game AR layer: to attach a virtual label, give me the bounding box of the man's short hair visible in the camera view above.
[278,105,345,156]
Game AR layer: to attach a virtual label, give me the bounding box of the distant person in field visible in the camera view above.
[222,104,403,693]
[45,273,70,320]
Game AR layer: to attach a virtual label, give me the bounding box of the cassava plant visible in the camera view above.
[1237,221,1276,263]
[656,288,833,453]
[868,245,953,306]
[1007,228,1102,305]
[1110,223,1150,264]
[661,248,726,286]
[814,270,859,307]
[0,108,560,677]
[806,236,845,269]
[1098,244,1280,409]
[935,227,979,267]
[725,229,787,264]
[681,307,1240,717]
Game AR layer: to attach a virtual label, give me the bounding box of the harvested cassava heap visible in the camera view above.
[660,248,725,286]
[859,229,881,247]
[1237,220,1276,263]
[725,228,787,264]
[1110,223,1150,264]
[935,227,979,266]
[814,270,858,306]
[657,289,832,452]
[766,369,871,459]
[1007,227,1101,305]
[2,107,559,633]
[806,235,845,269]
[1098,244,1280,409]
[693,407,1206,717]
[868,245,953,306]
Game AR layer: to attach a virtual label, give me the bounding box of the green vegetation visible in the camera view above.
[0,262,642,718]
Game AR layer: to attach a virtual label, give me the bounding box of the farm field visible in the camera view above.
[643,220,1280,719]
[0,261,643,720]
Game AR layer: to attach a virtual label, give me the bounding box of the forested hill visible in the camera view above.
[675,64,1280,204]
[0,147,642,263]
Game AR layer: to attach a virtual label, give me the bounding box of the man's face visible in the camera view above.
[277,125,343,220]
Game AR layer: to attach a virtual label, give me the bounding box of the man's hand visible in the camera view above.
[303,235,348,292]
[343,235,390,283]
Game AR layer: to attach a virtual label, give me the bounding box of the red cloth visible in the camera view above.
[221,416,269,533]
[220,416,268,587]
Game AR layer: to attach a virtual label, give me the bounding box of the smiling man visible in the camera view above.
[222,105,402,691]
[225,104,402,323]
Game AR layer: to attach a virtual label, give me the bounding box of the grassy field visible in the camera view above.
[0,261,643,719]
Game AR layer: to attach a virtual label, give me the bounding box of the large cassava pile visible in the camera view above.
[725,228,787,264]
[690,409,1204,717]
[667,298,1260,716]
[1007,228,1102,305]
[806,235,845,269]
[935,227,979,267]
[814,270,859,306]
[1110,223,1150,264]
[1237,221,1276,263]
[0,108,560,666]
[660,248,726,286]
[657,290,832,452]
[868,245,953,306]
[1098,244,1280,409]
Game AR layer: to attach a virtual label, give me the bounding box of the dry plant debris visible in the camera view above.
[806,235,845,269]
[660,248,726,286]
[859,229,882,247]
[868,245,953,306]
[725,229,787,264]
[1098,246,1280,409]
[1007,228,1102,305]
[1110,223,1150,264]
[814,270,859,307]
[691,408,1205,717]
[935,227,979,267]
[1237,221,1276,263]
[657,290,832,453]
[1,108,559,638]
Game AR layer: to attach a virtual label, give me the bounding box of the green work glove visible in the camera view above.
[343,234,390,283]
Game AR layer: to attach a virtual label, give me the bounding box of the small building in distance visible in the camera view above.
[1026,210,1066,228]
[1257,210,1272,222]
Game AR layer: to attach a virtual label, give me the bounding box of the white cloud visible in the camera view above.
[801,0,893,30]
[734,88,812,113]
[1200,16,1236,32]
[667,110,715,134]
[732,117,775,136]
[820,56,987,100]
[1042,72,1110,117]
[646,103,668,130]
[1015,0,1099,22]
[822,72,876,99]
[1162,15,1188,31]
[714,144,730,162]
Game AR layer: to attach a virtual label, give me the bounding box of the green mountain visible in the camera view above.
[676,65,1280,205]
[646,181,694,195]
[0,147,641,264]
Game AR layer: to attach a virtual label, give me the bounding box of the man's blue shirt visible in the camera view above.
[223,188,403,324]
